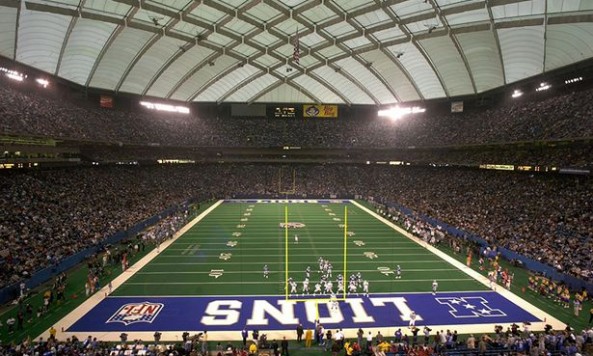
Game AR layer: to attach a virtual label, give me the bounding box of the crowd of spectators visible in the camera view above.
[2,79,593,149]
[1,164,592,292]
[2,322,593,355]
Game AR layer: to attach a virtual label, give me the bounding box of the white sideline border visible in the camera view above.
[349,200,565,333]
[39,199,566,342]
[38,200,225,342]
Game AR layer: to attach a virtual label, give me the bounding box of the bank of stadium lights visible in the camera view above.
[536,82,551,92]
[565,77,583,84]
[511,89,523,99]
[378,106,426,120]
[36,78,49,88]
[1,67,25,82]
[140,101,190,114]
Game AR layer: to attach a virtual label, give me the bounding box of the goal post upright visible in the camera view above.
[343,204,348,300]
[285,204,289,300]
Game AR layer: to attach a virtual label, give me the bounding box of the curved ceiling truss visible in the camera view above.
[2,0,593,105]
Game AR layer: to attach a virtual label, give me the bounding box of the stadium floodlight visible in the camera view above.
[536,82,551,92]
[378,106,426,120]
[36,78,49,88]
[565,77,583,84]
[140,101,190,114]
[511,89,523,98]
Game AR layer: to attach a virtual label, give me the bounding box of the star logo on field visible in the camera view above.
[479,309,491,315]
[450,299,461,305]
[463,304,476,309]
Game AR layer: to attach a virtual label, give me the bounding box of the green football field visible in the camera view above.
[112,200,488,297]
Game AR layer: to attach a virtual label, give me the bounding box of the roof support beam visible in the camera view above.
[309,72,351,106]
[486,1,507,85]
[13,0,21,60]
[55,14,79,76]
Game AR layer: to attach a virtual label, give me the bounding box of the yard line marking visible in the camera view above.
[156,253,433,257]
[124,278,475,286]
[136,268,460,275]
[148,260,446,265]
[162,247,424,251]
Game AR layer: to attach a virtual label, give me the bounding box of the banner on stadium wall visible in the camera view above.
[303,104,338,118]
[451,101,463,113]
[100,95,114,108]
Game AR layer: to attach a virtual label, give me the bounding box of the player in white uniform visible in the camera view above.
[336,279,345,294]
[432,280,438,295]
[324,280,333,294]
[314,282,322,295]
[330,292,339,311]
[263,265,269,278]
[348,280,358,295]
[409,311,417,328]
[395,265,401,279]
[302,278,310,296]
[294,234,299,244]
[290,280,298,295]
[363,280,369,297]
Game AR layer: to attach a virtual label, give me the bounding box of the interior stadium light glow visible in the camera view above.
[140,101,190,114]
[511,89,523,98]
[36,78,49,88]
[378,106,426,120]
[6,72,24,82]
[536,82,551,92]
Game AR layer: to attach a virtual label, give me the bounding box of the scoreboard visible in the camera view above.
[273,106,297,118]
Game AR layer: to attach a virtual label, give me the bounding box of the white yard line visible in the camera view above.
[38,200,225,341]
[349,199,565,332]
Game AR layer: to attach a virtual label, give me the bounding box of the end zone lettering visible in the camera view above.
[67,292,540,332]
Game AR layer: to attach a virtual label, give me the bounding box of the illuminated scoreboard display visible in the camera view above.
[273,106,296,118]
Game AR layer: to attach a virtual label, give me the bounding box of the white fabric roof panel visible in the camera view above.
[88,27,153,90]
[359,49,421,103]
[390,45,446,99]
[0,5,17,59]
[16,7,70,75]
[195,65,261,102]
[194,65,262,102]
[335,57,396,104]
[169,55,239,101]
[3,0,593,105]
[225,73,278,102]
[456,31,504,93]
[498,26,545,84]
[418,37,474,97]
[312,67,375,105]
[118,36,185,95]
[544,23,593,71]
[254,83,314,103]
[491,0,545,20]
[58,18,117,85]
[292,75,345,104]
[146,45,215,98]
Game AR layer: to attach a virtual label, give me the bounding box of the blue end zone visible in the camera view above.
[68,292,541,332]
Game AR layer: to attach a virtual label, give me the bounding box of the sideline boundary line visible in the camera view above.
[38,200,225,341]
[348,199,565,332]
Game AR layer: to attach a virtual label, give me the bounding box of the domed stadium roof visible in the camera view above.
[1,0,593,105]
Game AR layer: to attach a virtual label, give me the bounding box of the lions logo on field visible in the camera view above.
[106,302,164,325]
[279,222,306,229]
